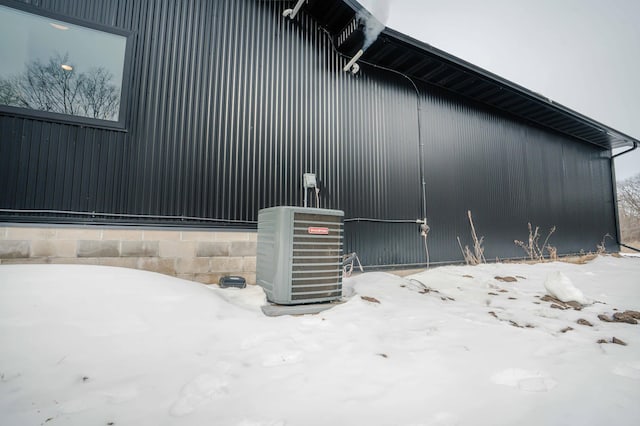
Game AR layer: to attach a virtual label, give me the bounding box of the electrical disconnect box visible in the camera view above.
[257,206,344,305]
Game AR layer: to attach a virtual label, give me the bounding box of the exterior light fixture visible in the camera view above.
[282,0,306,19]
[61,64,73,71]
[343,49,363,74]
[50,22,69,30]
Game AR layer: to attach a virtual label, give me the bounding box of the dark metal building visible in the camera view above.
[1,0,638,267]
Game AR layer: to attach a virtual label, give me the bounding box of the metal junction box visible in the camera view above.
[257,206,344,305]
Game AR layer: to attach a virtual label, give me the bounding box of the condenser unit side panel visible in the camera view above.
[256,208,280,301]
[275,208,294,304]
[257,207,294,304]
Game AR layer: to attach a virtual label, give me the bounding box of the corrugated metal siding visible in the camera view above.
[0,0,617,266]
[420,89,616,262]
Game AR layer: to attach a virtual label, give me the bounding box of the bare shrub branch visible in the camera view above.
[457,211,485,265]
[596,234,613,255]
[514,223,556,262]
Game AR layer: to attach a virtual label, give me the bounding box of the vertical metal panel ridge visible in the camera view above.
[177,0,197,217]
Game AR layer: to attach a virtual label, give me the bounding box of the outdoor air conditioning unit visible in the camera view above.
[257,206,344,305]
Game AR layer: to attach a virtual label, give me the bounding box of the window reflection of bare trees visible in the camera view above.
[0,53,120,121]
[618,173,640,249]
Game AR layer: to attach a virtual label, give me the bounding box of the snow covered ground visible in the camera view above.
[1,256,639,426]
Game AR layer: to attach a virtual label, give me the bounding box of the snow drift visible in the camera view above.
[1,256,639,426]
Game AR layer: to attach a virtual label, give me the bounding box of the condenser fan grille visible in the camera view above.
[291,213,343,301]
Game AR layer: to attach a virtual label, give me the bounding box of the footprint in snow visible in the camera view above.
[491,368,557,392]
[429,411,460,426]
[102,385,139,404]
[612,361,640,380]
[169,374,228,417]
[406,411,460,426]
[240,331,280,350]
[236,420,286,426]
[261,351,303,367]
[59,397,96,414]
[533,343,570,357]
[59,386,138,413]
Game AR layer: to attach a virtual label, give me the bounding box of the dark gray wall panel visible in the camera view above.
[420,91,616,262]
[345,221,425,268]
[0,0,617,266]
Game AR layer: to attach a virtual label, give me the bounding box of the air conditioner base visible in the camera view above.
[261,300,344,317]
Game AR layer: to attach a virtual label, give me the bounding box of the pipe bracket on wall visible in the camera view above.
[282,0,307,19]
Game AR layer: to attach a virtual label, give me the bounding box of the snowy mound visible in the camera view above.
[1,258,640,426]
[543,271,589,304]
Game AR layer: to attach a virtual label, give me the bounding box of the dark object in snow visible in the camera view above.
[487,310,533,329]
[565,301,583,311]
[219,276,246,289]
[499,289,509,293]
[495,276,517,283]
[377,353,388,358]
[577,319,593,327]
[462,274,473,279]
[508,297,517,300]
[560,326,573,333]
[613,312,639,325]
[405,278,437,295]
[516,276,527,280]
[565,300,583,311]
[599,312,639,325]
[598,314,613,322]
[597,337,628,346]
[488,292,499,296]
[541,295,583,310]
[82,376,89,382]
[361,296,380,304]
[612,337,627,346]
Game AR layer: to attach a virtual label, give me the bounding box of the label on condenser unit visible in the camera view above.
[307,227,329,235]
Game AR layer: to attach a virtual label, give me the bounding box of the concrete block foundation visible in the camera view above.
[0,225,257,285]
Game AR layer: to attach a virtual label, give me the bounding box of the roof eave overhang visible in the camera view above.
[304,0,639,150]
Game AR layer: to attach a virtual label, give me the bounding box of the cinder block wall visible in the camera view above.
[0,226,257,284]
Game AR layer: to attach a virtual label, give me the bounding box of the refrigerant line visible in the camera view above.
[0,208,258,225]
[319,27,430,267]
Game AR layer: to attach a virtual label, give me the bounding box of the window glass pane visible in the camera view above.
[0,5,127,122]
